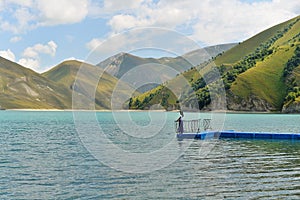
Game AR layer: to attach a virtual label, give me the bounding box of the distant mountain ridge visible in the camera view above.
[97,43,237,79]
[96,43,236,93]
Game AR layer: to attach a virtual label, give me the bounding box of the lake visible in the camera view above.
[1,111,300,199]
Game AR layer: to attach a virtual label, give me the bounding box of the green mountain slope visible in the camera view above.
[130,15,300,112]
[228,16,300,111]
[0,57,71,109]
[228,47,292,111]
[215,17,297,65]
[43,60,135,109]
[0,58,137,110]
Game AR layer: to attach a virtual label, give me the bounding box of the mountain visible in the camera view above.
[97,53,166,93]
[129,15,300,113]
[182,43,237,65]
[97,44,237,78]
[0,43,235,110]
[97,53,161,79]
[0,57,135,110]
[96,44,236,92]
[0,56,71,109]
[3,14,299,112]
[42,60,136,110]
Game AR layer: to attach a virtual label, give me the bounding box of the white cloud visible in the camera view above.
[0,1,4,12]
[36,0,89,26]
[86,38,104,51]
[190,0,300,45]
[1,0,89,33]
[103,0,200,34]
[108,14,151,33]
[6,0,33,7]
[89,0,144,17]
[102,0,300,45]
[18,41,57,71]
[0,7,36,33]
[10,36,22,43]
[18,58,40,70]
[103,0,143,11]
[22,41,57,58]
[0,49,16,62]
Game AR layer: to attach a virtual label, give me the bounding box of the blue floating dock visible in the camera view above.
[177,130,300,140]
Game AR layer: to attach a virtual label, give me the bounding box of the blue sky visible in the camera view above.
[0,0,299,72]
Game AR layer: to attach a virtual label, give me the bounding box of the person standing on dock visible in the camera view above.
[175,110,184,133]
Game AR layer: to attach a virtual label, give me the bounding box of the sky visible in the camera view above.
[0,0,299,73]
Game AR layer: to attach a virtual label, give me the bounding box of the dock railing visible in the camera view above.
[175,119,212,134]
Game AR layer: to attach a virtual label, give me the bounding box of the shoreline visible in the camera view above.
[3,109,295,114]
[6,109,169,112]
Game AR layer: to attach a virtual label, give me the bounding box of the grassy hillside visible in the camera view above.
[229,16,300,111]
[215,17,297,65]
[130,15,300,112]
[43,60,136,109]
[129,66,206,110]
[0,57,71,109]
[230,47,293,110]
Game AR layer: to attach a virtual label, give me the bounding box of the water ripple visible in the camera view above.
[0,111,300,199]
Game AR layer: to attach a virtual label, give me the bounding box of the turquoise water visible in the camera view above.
[1,111,300,199]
